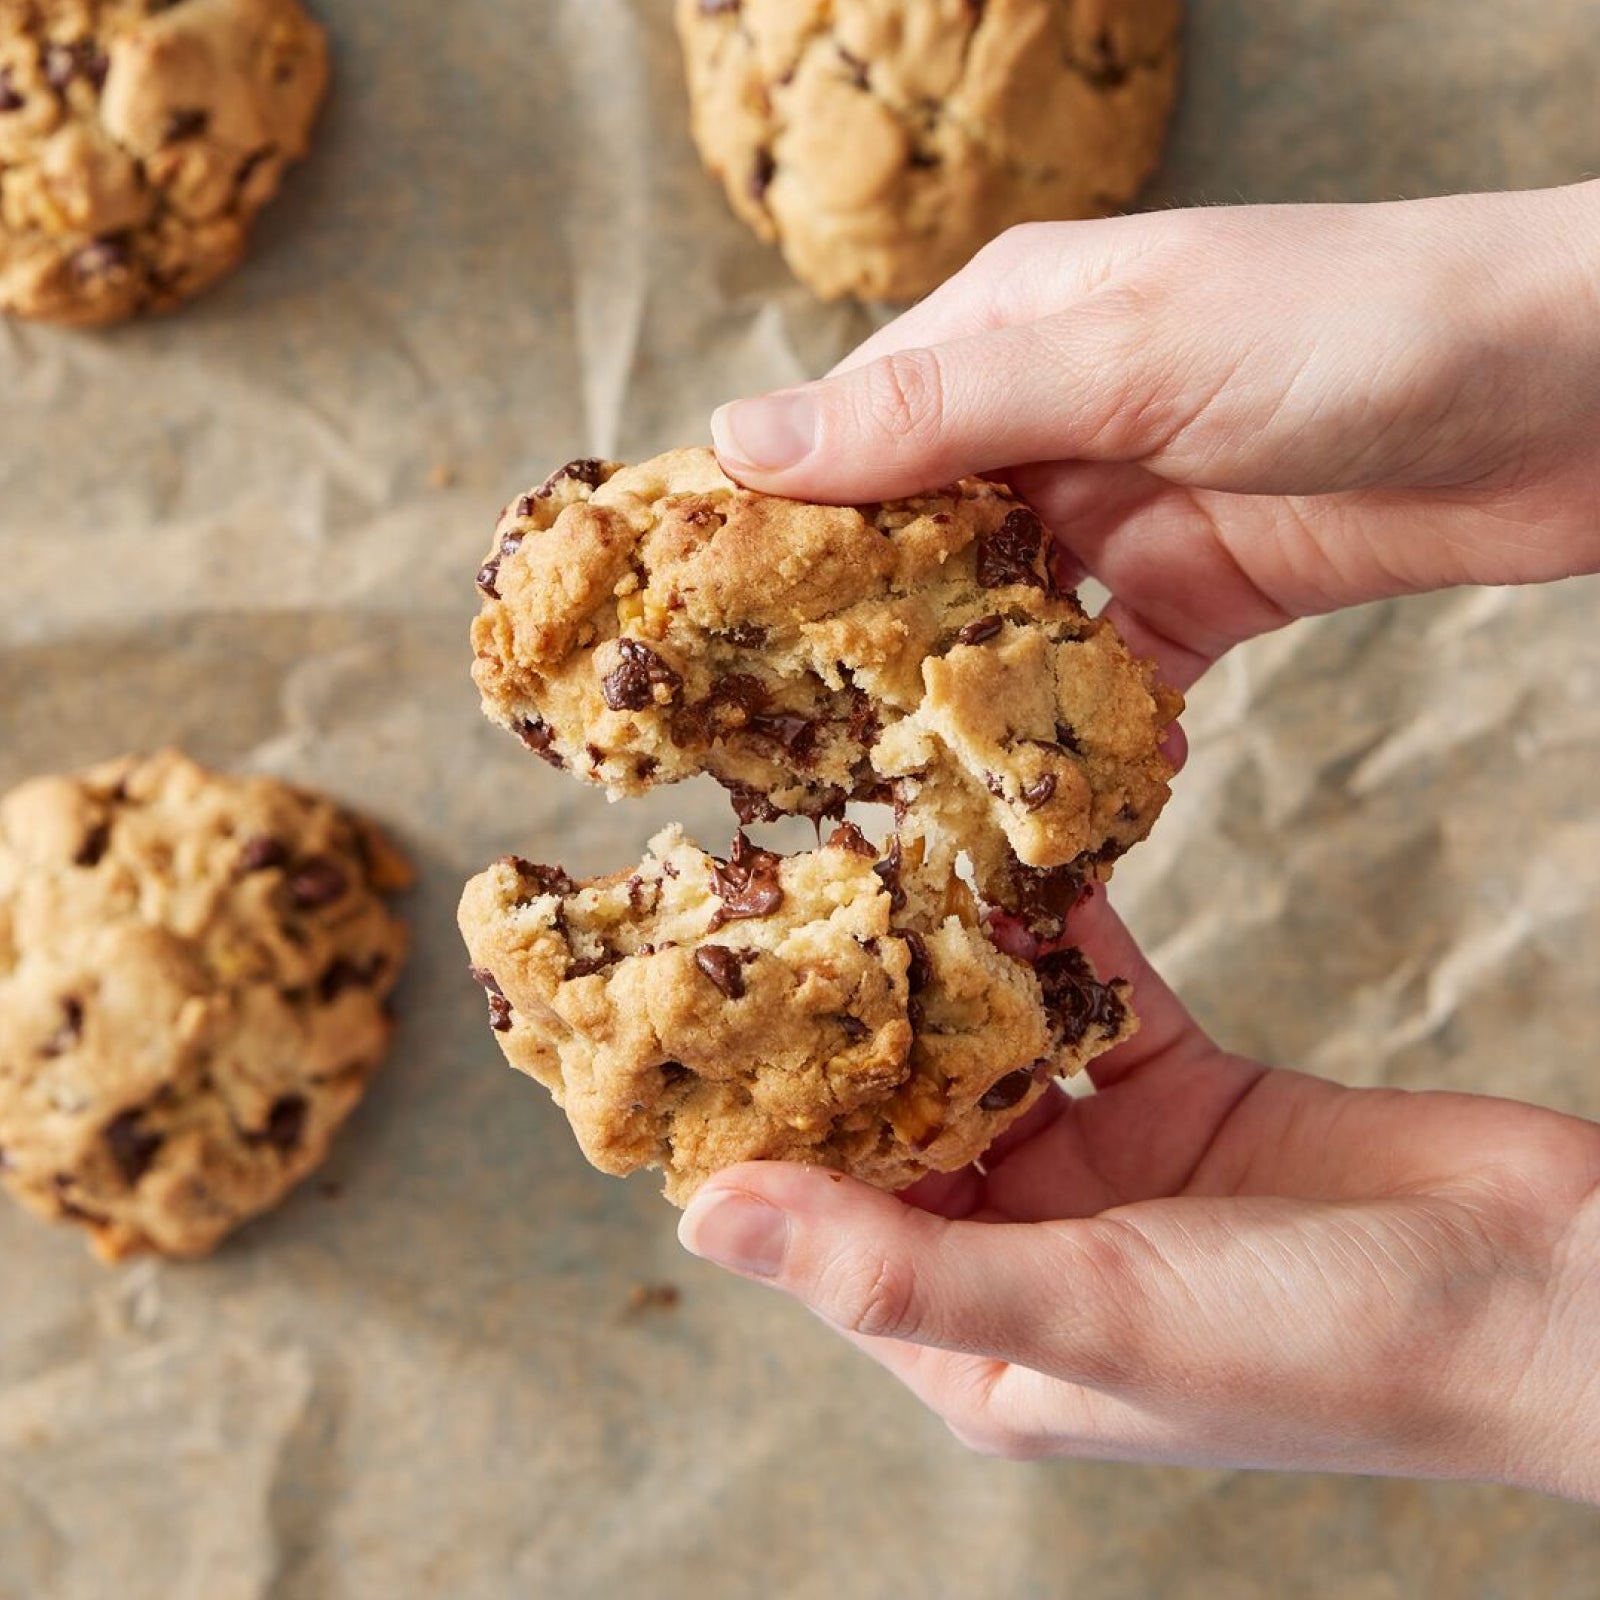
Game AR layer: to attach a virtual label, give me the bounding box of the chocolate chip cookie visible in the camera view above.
[676,0,1181,301]
[471,449,1181,937]
[0,0,328,326]
[458,824,1132,1204]
[0,750,410,1260]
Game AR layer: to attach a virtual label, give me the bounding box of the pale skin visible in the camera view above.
[677,182,1600,1500]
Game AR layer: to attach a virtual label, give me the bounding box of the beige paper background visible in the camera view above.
[2,2,1598,1596]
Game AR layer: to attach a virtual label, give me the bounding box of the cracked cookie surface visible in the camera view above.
[458,824,1132,1204]
[471,448,1181,936]
[0,749,410,1260]
[0,0,327,325]
[676,0,1181,301]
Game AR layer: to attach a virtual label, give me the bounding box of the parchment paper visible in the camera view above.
[3,3,1599,1597]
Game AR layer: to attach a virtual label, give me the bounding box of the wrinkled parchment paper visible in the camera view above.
[3,3,1599,1596]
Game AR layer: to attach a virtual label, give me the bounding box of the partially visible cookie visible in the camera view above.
[676,0,1181,301]
[0,749,410,1260]
[0,0,328,325]
[471,449,1181,936]
[458,823,1132,1204]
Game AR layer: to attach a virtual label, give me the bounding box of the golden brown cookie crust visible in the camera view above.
[0,749,410,1260]
[0,0,328,325]
[471,448,1181,936]
[458,825,1133,1205]
[676,0,1181,301]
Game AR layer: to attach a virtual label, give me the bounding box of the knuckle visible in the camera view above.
[829,1247,921,1342]
[1045,1222,1153,1387]
[944,1414,1046,1462]
[860,347,948,448]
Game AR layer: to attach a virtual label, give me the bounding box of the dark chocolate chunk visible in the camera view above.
[40,997,85,1058]
[260,1094,308,1156]
[873,837,907,912]
[235,147,271,190]
[487,993,514,1032]
[979,1069,1034,1112]
[514,493,539,518]
[722,782,783,826]
[239,835,289,873]
[670,672,767,747]
[826,821,876,858]
[104,1111,163,1186]
[541,458,609,494]
[747,710,819,764]
[695,944,746,1000]
[636,755,659,781]
[44,41,109,92]
[983,772,1006,799]
[908,150,942,170]
[901,930,932,994]
[660,1060,693,1087]
[1083,28,1130,87]
[1055,722,1083,755]
[75,819,111,867]
[976,507,1049,589]
[836,1015,870,1042]
[287,856,349,910]
[722,622,768,648]
[1035,947,1124,1046]
[514,715,565,768]
[318,955,385,1003]
[69,235,129,282]
[957,614,1003,646]
[0,70,24,112]
[846,689,881,748]
[164,107,209,142]
[500,531,524,559]
[476,556,503,598]
[505,857,576,898]
[1022,774,1057,811]
[601,638,683,712]
[708,834,784,930]
[469,964,505,998]
[750,148,776,202]
[565,951,616,980]
[1009,863,1088,935]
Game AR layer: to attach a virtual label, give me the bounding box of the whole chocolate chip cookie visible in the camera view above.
[0,750,410,1260]
[676,0,1181,301]
[458,824,1132,1205]
[471,448,1181,937]
[0,0,328,326]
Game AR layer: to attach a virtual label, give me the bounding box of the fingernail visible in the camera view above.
[711,391,816,473]
[678,1189,789,1278]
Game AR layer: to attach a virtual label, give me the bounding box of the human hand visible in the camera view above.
[711,183,1600,688]
[678,893,1600,1498]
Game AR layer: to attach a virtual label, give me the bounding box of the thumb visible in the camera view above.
[678,1163,1158,1386]
[710,315,1161,504]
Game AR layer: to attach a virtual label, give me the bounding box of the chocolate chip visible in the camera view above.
[957,614,1003,646]
[75,819,111,867]
[976,507,1049,589]
[602,638,683,712]
[565,951,615,980]
[636,755,659,781]
[514,715,565,768]
[505,857,576,899]
[487,993,514,1032]
[660,1061,692,1087]
[104,1111,163,1185]
[747,710,819,764]
[69,236,129,282]
[722,622,768,648]
[40,997,84,1058]
[670,673,768,747]
[908,150,942,170]
[541,458,609,494]
[826,821,876,858]
[500,531,524,559]
[836,1015,870,1042]
[1008,863,1087,936]
[0,70,23,112]
[708,834,785,931]
[695,944,746,1000]
[469,965,505,998]
[235,148,271,190]
[476,556,504,598]
[873,837,907,912]
[1035,948,1124,1046]
[1084,28,1130,87]
[722,782,783,826]
[902,930,932,994]
[983,772,1006,799]
[44,41,108,92]
[318,955,385,1002]
[515,493,539,518]
[259,1094,308,1156]
[750,149,776,202]
[846,689,880,748]
[288,857,348,910]
[1055,722,1083,755]
[979,1069,1034,1111]
[1022,774,1057,811]
[164,107,209,142]
[239,835,289,873]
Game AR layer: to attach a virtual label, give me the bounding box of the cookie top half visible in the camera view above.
[471,448,1180,933]
[0,749,409,1260]
[0,0,327,324]
[676,0,1181,301]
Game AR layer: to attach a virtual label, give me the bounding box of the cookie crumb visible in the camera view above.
[626,1282,682,1316]
[427,462,459,490]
